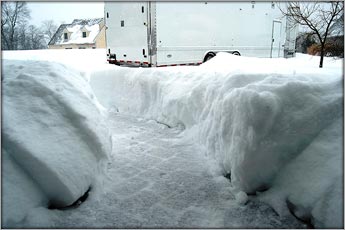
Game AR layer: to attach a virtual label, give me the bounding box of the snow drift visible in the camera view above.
[2,49,342,228]
[2,60,111,227]
[89,53,343,227]
[259,117,343,228]
[2,49,111,74]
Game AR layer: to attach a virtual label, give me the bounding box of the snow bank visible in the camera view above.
[3,49,342,227]
[2,60,111,227]
[2,49,111,74]
[89,53,343,227]
[259,117,343,228]
[202,52,342,76]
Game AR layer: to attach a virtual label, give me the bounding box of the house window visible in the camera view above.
[64,33,68,40]
[121,20,124,27]
[82,32,87,38]
[79,47,86,49]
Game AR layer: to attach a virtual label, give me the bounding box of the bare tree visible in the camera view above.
[27,25,45,50]
[40,20,58,48]
[41,20,58,41]
[1,1,30,50]
[279,2,343,68]
[17,23,29,50]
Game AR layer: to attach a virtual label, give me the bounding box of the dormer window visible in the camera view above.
[64,33,68,40]
[81,27,90,38]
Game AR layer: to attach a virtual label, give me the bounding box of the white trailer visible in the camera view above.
[104,2,297,67]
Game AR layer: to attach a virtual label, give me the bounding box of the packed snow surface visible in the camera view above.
[2,49,343,228]
[2,59,111,227]
[48,112,304,228]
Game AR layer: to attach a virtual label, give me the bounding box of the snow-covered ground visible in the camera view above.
[2,58,111,227]
[2,49,343,228]
[48,112,304,228]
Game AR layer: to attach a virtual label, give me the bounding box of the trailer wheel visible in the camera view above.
[203,52,216,62]
[232,51,241,56]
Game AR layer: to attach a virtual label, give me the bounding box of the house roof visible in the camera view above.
[49,18,104,46]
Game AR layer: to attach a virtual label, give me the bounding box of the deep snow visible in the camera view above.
[89,52,343,228]
[2,49,343,228]
[2,59,111,227]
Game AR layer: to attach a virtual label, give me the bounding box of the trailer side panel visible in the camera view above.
[105,2,150,65]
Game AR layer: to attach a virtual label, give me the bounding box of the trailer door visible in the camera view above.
[105,2,150,64]
[270,20,282,58]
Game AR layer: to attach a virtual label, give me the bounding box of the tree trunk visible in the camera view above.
[319,43,325,68]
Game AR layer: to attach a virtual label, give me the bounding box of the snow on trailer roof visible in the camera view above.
[49,18,103,46]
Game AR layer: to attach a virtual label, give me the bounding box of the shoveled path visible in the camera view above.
[52,112,305,228]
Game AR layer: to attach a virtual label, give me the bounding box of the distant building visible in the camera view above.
[326,16,344,57]
[48,18,106,49]
[295,16,344,57]
[295,32,317,53]
[328,14,344,38]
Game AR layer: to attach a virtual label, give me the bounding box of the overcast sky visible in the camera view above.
[27,2,104,26]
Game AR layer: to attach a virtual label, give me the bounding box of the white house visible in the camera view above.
[49,18,106,49]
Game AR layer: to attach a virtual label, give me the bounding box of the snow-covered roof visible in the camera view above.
[49,18,104,46]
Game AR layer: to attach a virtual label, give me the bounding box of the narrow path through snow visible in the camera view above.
[51,112,305,228]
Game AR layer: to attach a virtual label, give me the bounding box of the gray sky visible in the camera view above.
[27,2,104,26]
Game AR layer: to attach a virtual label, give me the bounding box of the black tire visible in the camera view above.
[232,51,241,56]
[203,52,216,62]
